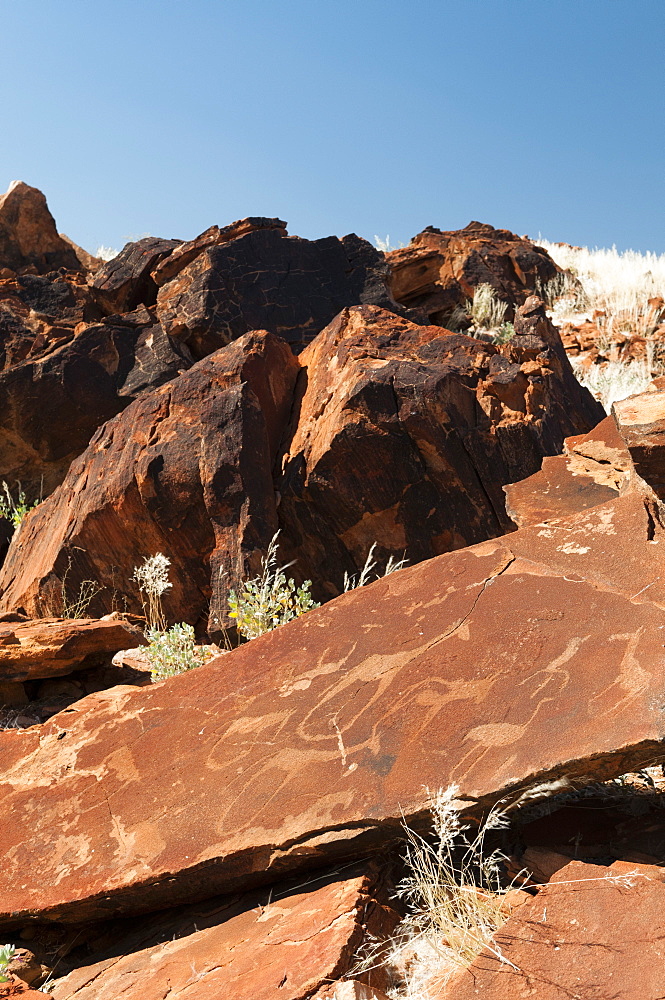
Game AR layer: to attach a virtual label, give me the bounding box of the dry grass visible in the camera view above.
[536,240,665,338]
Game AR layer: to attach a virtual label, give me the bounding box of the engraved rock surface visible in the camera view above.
[1,483,665,922]
[90,238,182,314]
[155,228,409,358]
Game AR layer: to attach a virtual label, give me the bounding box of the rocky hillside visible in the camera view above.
[3,182,664,998]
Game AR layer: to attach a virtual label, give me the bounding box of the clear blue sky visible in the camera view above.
[2,0,663,254]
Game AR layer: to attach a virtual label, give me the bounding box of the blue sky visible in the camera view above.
[1,0,663,254]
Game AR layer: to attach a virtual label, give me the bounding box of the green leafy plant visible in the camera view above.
[145,622,213,680]
[228,532,319,640]
[0,481,40,530]
[493,321,515,344]
[0,944,16,983]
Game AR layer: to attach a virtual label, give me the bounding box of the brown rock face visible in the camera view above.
[445,859,665,999]
[49,864,398,1000]
[0,310,192,499]
[2,472,665,923]
[387,221,559,326]
[0,182,82,275]
[155,227,412,358]
[613,389,665,498]
[90,237,183,314]
[277,305,604,597]
[0,618,145,682]
[0,331,300,624]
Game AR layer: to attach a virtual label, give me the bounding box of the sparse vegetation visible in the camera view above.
[570,356,654,412]
[145,622,214,680]
[0,944,16,983]
[343,542,408,592]
[0,480,40,530]
[228,532,319,640]
[468,283,508,333]
[133,552,172,631]
[536,240,665,338]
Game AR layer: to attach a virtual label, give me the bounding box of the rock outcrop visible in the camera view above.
[48,863,398,1000]
[277,303,603,597]
[2,436,665,922]
[89,238,183,314]
[0,331,299,624]
[0,182,82,275]
[154,226,412,357]
[0,302,603,619]
[387,222,559,326]
[0,310,192,498]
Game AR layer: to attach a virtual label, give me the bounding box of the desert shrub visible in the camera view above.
[0,944,16,983]
[133,553,171,631]
[571,356,653,412]
[145,623,213,680]
[468,283,507,332]
[228,532,319,640]
[0,481,40,530]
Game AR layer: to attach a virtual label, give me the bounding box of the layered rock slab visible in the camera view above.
[277,304,603,596]
[444,859,665,999]
[0,331,299,623]
[2,494,665,922]
[0,618,145,682]
[49,864,397,1000]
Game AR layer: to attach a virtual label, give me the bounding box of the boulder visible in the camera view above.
[58,235,103,274]
[48,863,398,1000]
[89,237,183,314]
[276,304,604,598]
[386,222,559,326]
[0,618,146,682]
[0,312,191,499]
[2,459,665,921]
[150,217,288,286]
[443,859,665,999]
[0,331,300,625]
[0,182,82,275]
[155,226,412,358]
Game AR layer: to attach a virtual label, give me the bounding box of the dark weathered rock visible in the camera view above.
[277,304,604,598]
[0,331,299,624]
[155,227,412,358]
[387,221,559,326]
[0,315,191,498]
[48,864,398,1000]
[2,470,665,922]
[0,182,82,275]
[0,618,145,682]
[90,238,182,314]
[445,859,665,999]
[150,217,288,286]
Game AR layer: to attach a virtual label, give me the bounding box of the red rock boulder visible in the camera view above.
[0,331,300,625]
[387,221,559,326]
[0,182,82,275]
[276,304,604,598]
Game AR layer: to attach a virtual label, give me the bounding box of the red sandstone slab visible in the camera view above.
[444,860,665,999]
[503,453,618,527]
[1,523,665,924]
[50,865,396,1000]
[0,618,145,682]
